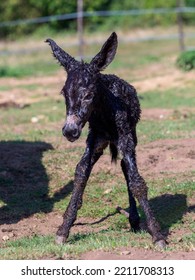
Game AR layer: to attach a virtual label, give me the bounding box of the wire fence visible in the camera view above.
[0,7,195,57]
[1,7,195,28]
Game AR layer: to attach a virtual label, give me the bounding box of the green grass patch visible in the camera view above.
[0,99,64,126]
[137,116,195,144]
[141,88,195,109]
[0,65,33,78]
[0,230,152,260]
[176,50,195,71]
[0,62,58,78]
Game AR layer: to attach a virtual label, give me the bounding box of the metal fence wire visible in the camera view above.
[1,7,195,28]
[0,7,195,56]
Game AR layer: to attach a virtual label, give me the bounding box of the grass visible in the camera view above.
[0,31,195,259]
[0,62,58,78]
[0,175,194,259]
[1,230,151,260]
[141,88,195,109]
[137,117,195,144]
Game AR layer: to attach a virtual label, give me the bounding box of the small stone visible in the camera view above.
[103,188,112,194]
[31,117,38,123]
[2,235,9,241]
[121,250,131,255]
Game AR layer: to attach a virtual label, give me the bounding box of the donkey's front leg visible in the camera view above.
[56,137,108,244]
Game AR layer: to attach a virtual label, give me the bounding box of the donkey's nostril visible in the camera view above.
[62,124,80,141]
[72,128,79,137]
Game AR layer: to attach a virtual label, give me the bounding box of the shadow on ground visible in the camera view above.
[0,141,73,225]
[74,193,194,240]
[149,193,194,238]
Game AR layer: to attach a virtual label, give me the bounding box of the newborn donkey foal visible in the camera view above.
[46,32,166,248]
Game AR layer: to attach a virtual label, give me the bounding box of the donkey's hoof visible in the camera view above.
[56,235,67,245]
[155,239,167,249]
[131,224,141,233]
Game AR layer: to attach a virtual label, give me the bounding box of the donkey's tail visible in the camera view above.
[109,142,118,163]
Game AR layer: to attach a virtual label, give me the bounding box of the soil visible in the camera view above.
[92,138,195,179]
[138,138,195,177]
[81,247,195,260]
[133,69,195,93]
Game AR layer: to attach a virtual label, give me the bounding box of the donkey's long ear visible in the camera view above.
[45,38,77,72]
[89,32,118,72]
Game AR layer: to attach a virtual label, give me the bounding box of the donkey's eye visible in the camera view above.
[83,93,93,101]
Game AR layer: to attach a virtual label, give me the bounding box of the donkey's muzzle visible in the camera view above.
[62,123,81,142]
[62,115,82,142]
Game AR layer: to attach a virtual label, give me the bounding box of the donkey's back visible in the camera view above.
[99,73,141,123]
[88,73,141,142]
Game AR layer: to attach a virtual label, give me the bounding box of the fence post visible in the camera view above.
[177,0,185,52]
[77,0,84,59]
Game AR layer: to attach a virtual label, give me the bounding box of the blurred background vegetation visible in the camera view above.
[0,0,195,39]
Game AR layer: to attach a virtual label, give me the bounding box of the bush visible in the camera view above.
[0,66,24,77]
[176,50,195,71]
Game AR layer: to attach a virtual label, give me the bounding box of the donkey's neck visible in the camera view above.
[88,74,120,139]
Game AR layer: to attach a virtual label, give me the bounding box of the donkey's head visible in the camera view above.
[46,32,118,142]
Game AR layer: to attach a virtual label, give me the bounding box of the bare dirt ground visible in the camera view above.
[92,138,195,179]
[81,247,195,260]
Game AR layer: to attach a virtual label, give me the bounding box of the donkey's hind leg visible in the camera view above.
[56,135,108,244]
[120,135,166,248]
[121,159,140,232]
